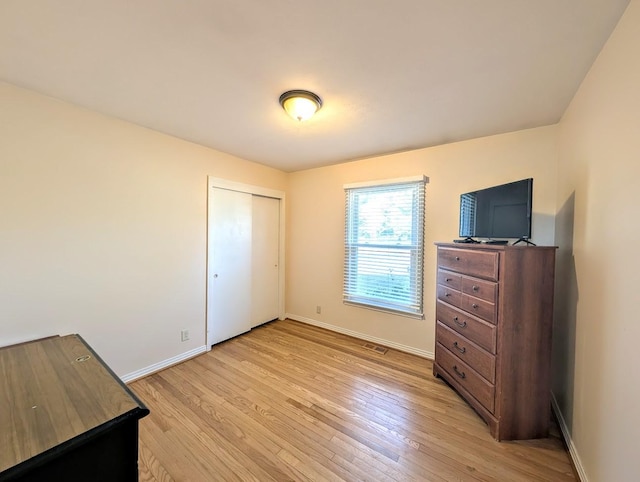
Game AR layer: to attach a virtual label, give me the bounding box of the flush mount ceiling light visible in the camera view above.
[279,90,322,121]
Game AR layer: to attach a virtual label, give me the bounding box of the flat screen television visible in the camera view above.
[458,178,533,243]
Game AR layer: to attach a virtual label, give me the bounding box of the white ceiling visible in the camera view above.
[0,1,630,172]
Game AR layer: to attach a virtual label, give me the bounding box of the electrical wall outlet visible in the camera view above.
[316,305,321,314]
[181,329,190,342]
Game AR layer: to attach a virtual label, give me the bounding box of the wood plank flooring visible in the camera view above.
[130,319,575,481]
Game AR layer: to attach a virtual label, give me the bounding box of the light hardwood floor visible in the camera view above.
[130,319,575,481]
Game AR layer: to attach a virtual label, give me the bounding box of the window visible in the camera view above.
[343,176,427,318]
[459,192,477,237]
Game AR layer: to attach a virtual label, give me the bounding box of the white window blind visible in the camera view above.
[460,192,477,237]
[344,177,426,318]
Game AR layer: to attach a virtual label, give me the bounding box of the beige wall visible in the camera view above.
[286,126,557,355]
[554,0,640,479]
[0,81,287,377]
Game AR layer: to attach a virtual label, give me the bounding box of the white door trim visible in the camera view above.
[208,177,285,200]
[206,177,286,348]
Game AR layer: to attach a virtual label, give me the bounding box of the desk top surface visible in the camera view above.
[0,334,147,473]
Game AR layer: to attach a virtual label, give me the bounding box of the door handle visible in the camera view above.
[213,274,219,278]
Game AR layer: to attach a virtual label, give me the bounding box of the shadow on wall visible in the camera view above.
[552,191,578,430]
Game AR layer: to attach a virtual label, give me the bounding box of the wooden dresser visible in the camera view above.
[0,335,149,481]
[433,243,556,440]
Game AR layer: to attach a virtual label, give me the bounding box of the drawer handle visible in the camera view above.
[472,285,479,292]
[446,278,452,282]
[453,365,466,379]
[445,292,451,297]
[453,341,466,354]
[472,303,479,309]
[453,317,467,328]
[455,256,460,261]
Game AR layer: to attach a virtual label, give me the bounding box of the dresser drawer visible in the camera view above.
[436,301,496,353]
[436,343,495,413]
[437,269,462,290]
[436,322,495,383]
[436,284,461,309]
[461,276,497,303]
[461,294,497,324]
[437,248,499,281]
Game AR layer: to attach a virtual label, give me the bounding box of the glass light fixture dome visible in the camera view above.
[279,90,322,121]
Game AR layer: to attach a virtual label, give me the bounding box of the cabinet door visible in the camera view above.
[208,188,253,345]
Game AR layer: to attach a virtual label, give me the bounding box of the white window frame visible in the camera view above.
[343,176,428,319]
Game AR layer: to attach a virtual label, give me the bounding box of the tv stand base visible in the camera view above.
[513,237,537,246]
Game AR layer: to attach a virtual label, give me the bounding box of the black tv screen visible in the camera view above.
[459,178,533,240]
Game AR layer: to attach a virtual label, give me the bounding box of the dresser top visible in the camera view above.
[0,334,148,473]
[435,242,557,251]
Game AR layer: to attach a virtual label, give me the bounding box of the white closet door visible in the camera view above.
[208,188,252,345]
[251,195,280,327]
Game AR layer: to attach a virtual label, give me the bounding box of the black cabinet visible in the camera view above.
[0,335,149,481]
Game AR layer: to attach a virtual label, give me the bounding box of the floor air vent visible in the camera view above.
[363,343,388,354]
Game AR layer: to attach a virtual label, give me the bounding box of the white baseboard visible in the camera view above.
[120,345,208,383]
[551,393,587,481]
[286,313,434,360]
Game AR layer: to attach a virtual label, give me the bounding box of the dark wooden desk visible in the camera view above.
[0,335,149,481]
